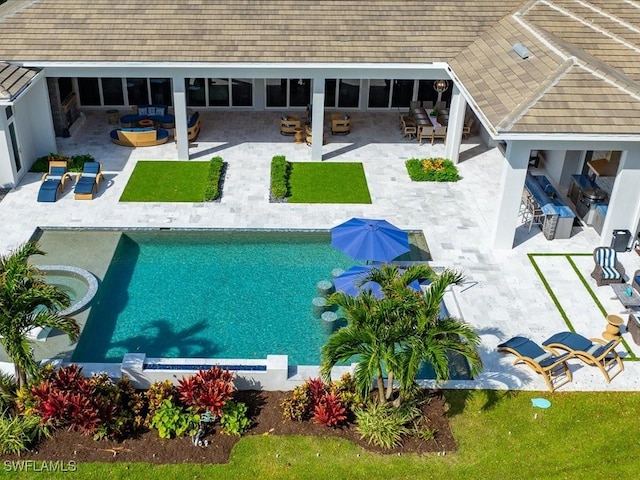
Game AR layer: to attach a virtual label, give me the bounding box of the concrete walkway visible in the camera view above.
[1,110,639,392]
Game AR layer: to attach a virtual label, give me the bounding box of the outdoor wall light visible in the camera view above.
[433,79,449,93]
[513,43,531,59]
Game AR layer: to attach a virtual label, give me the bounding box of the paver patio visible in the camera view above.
[1,110,639,391]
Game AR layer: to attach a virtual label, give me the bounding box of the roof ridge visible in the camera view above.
[540,0,640,54]
[574,0,640,36]
[496,58,574,131]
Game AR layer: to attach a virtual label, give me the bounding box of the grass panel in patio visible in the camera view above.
[287,162,371,204]
[120,161,209,202]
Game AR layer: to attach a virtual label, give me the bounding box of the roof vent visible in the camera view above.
[513,43,531,60]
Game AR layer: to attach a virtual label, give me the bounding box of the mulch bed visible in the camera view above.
[3,390,456,464]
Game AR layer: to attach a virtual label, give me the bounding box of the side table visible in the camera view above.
[603,314,624,341]
[294,127,303,144]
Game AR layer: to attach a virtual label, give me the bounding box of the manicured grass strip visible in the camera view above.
[120,161,210,202]
[288,162,372,204]
[528,253,575,332]
[9,390,640,479]
[566,255,636,358]
[530,253,636,359]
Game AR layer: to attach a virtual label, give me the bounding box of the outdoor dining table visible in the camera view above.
[411,108,444,128]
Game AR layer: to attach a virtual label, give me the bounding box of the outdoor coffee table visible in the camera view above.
[610,283,640,314]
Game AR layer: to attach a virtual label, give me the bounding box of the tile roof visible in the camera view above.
[450,0,640,135]
[0,62,37,101]
[0,0,521,63]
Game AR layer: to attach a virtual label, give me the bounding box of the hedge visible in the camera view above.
[270,155,291,199]
[204,156,225,201]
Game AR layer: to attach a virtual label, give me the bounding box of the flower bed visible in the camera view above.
[405,157,460,182]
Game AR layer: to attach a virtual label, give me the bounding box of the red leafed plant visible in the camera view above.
[29,365,115,435]
[306,378,328,408]
[177,367,235,416]
[313,393,347,427]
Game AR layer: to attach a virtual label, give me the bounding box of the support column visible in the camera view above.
[492,141,532,249]
[444,84,466,164]
[311,79,325,161]
[601,147,640,246]
[173,79,189,160]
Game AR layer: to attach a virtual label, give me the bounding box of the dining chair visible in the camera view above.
[430,126,447,145]
[417,125,434,145]
[421,101,434,110]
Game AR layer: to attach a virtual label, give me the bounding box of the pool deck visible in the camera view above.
[1,110,639,392]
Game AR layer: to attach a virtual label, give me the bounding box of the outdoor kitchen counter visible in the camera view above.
[525,173,575,239]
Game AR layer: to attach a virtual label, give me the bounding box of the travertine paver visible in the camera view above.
[1,110,639,391]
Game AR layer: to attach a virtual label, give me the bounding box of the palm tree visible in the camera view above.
[322,264,483,406]
[0,242,79,388]
[321,291,404,404]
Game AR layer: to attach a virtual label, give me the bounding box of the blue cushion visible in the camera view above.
[155,106,165,116]
[83,162,100,175]
[137,107,149,115]
[342,114,350,120]
[188,111,200,128]
[110,129,120,139]
[153,114,175,124]
[148,106,158,116]
[120,114,141,124]
[74,177,95,194]
[156,129,169,140]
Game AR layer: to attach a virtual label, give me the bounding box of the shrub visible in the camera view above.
[282,377,349,428]
[354,402,423,449]
[145,380,178,426]
[270,155,290,199]
[150,400,199,439]
[220,400,251,435]
[313,393,347,427]
[30,153,96,173]
[405,157,460,182]
[178,367,235,416]
[203,156,224,201]
[281,384,312,422]
[0,414,50,455]
[28,365,117,437]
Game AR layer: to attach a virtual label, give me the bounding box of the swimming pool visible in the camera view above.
[72,231,359,364]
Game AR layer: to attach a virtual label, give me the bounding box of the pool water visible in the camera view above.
[72,231,356,364]
[45,274,86,304]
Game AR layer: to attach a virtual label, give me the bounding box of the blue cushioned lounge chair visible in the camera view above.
[591,246,624,286]
[497,336,573,391]
[74,162,104,200]
[37,160,72,202]
[542,331,623,383]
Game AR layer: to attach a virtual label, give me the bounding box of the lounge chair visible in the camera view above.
[542,331,624,383]
[497,336,573,392]
[590,246,624,286]
[74,162,104,200]
[37,160,72,202]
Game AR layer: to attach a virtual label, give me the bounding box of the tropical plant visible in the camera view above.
[144,380,178,426]
[28,365,117,437]
[354,402,413,449]
[281,383,312,422]
[150,400,199,439]
[0,371,18,414]
[312,393,347,427]
[322,264,482,405]
[0,413,50,455]
[0,242,79,388]
[405,157,461,182]
[220,400,251,435]
[177,367,235,416]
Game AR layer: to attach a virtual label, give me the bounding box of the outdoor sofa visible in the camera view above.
[120,105,175,128]
[110,127,169,147]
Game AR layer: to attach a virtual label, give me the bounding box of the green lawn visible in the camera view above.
[288,162,371,203]
[120,161,210,202]
[11,390,639,479]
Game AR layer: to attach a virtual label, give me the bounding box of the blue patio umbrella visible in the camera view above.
[333,265,421,299]
[331,218,410,262]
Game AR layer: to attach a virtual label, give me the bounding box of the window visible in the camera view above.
[8,122,21,172]
[266,79,287,107]
[391,80,414,108]
[289,79,311,107]
[209,78,230,107]
[231,78,252,106]
[417,81,438,105]
[338,79,360,108]
[58,78,73,102]
[101,78,124,105]
[5,105,13,120]
[77,77,100,106]
[186,78,206,107]
[368,79,390,108]
[150,78,172,105]
[324,79,337,107]
[126,78,148,106]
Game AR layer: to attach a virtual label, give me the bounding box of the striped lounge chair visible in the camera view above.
[590,246,625,286]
